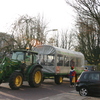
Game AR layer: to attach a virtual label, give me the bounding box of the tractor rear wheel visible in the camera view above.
[9,72,23,90]
[28,67,43,87]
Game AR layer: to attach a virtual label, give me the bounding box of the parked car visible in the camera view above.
[76,71,100,96]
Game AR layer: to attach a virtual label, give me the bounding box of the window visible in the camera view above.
[70,58,75,67]
[81,73,88,80]
[76,58,81,67]
[57,55,64,66]
[38,54,55,66]
[46,55,55,66]
[25,53,32,66]
[84,74,88,80]
[33,54,37,63]
[64,56,69,67]
[89,73,100,81]
[12,52,24,61]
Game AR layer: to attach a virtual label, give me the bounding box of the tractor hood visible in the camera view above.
[0,57,22,70]
[0,57,22,80]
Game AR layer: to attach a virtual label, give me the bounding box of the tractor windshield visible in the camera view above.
[12,52,24,61]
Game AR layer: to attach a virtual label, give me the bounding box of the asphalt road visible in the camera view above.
[0,78,100,100]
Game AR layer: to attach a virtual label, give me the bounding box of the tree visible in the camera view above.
[60,30,75,50]
[47,30,76,50]
[48,37,55,46]
[66,0,100,65]
[66,0,100,25]
[0,32,13,57]
[11,14,48,49]
[35,14,48,45]
[76,19,100,65]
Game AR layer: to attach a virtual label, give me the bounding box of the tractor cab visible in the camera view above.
[11,50,38,66]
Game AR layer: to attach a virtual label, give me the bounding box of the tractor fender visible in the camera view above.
[28,64,42,75]
[9,70,22,80]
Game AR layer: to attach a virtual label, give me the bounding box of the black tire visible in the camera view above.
[9,72,23,90]
[55,76,63,84]
[28,67,43,87]
[79,87,89,96]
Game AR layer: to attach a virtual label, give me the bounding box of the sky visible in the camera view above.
[0,0,76,33]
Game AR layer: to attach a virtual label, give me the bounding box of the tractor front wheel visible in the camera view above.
[9,72,23,90]
[28,67,43,87]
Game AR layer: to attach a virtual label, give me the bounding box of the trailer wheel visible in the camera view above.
[55,76,63,84]
[28,67,43,87]
[9,72,23,90]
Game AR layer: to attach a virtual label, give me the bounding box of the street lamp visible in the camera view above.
[44,29,58,35]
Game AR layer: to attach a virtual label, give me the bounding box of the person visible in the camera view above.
[69,66,76,87]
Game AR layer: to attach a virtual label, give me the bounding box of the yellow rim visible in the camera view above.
[34,71,41,84]
[15,75,22,87]
[59,77,63,83]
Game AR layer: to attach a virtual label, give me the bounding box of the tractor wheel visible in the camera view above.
[9,72,23,90]
[28,67,43,87]
[55,76,63,84]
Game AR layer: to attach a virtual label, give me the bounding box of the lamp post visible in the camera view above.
[44,29,58,36]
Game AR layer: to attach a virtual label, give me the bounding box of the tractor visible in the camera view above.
[0,49,43,90]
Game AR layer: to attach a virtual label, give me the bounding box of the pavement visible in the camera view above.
[39,90,100,100]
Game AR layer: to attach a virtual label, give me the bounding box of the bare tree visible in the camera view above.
[47,30,75,50]
[66,0,100,65]
[66,0,100,35]
[66,1,100,30]
[60,30,68,49]
[60,30,75,50]
[47,37,55,46]
[0,32,13,57]
[35,14,48,45]
[53,31,59,47]
[11,14,48,49]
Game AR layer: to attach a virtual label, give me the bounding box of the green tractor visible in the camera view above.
[0,49,43,90]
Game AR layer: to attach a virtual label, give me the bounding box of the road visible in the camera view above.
[0,78,100,100]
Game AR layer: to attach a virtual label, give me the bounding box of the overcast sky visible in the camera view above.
[0,0,76,33]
